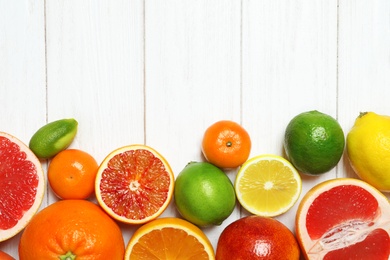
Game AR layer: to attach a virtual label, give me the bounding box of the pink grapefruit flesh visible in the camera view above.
[296,178,390,260]
[0,132,45,242]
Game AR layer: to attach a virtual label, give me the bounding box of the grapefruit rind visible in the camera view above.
[295,178,390,260]
[95,144,174,225]
[234,154,302,217]
[0,132,45,242]
[124,217,215,260]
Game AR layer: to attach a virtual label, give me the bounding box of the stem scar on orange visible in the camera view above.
[48,149,98,200]
[202,120,251,168]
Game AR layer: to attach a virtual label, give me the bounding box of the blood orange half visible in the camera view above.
[0,132,45,242]
[296,178,390,260]
[95,144,174,224]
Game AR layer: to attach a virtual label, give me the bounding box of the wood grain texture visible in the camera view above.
[1,0,390,258]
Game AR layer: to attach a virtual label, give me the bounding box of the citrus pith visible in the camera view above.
[95,144,174,224]
[296,178,390,260]
[125,217,215,260]
[234,154,301,217]
[0,132,44,242]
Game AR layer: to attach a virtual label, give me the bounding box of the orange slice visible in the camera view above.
[124,217,215,259]
[95,144,174,224]
[296,178,390,260]
[0,132,45,242]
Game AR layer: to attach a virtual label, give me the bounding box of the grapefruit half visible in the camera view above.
[95,144,174,224]
[0,132,45,242]
[296,178,390,260]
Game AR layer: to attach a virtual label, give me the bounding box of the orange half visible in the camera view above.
[125,217,215,259]
[95,145,174,224]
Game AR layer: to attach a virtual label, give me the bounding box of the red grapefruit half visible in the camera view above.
[296,178,390,260]
[95,144,174,224]
[0,132,45,242]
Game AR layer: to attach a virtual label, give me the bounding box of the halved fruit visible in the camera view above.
[234,154,302,217]
[296,178,390,260]
[95,144,174,224]
[124,217,215,259]
[0,132,45,242]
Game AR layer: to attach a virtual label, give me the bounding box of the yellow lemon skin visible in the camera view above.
[347,112,390,192]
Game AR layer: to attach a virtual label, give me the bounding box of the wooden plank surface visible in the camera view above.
[1,0,390,258]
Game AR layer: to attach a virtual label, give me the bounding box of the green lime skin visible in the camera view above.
[283,110,345,175]
[174,162,236,227]
[29,118,78,159]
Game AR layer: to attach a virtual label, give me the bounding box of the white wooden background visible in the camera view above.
[1,0,390,258]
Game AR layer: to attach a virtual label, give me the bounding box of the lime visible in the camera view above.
[283,110,345,175]
[29,118,78,159]
[174,162,236,227]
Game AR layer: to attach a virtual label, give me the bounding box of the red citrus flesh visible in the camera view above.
[96,145,174,224]
[296,178,390,260]
[0,132,44,241]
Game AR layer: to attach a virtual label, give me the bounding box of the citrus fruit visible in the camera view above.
[234,154,301,217]
[0,250,14,260]
[202,120,251,168]
[347,112,390,191]
[18,199,125,259]
[174,161,236,227]
[95,144,174,224]
[29,118,78,159]
[0,132,45,242]
[48,149,98,199]
[216,215,300,259]
[295,178,390,260]
[284,110,345,175]
[125,217,215,259]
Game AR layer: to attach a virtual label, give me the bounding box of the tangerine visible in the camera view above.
[202,120,251,168]
[18,199,125,259]
[48,149,98,199]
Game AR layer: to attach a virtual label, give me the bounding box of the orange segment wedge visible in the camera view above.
[125,217,215,260]
[95,144,174,224]
[234,154,302,217]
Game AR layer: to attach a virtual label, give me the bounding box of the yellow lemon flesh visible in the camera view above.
[347,112,390,192]
[234,154,302,217]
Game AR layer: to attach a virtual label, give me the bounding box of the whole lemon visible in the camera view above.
[284,110,345,175]
[174,162,236,227]
[347,112,390,192]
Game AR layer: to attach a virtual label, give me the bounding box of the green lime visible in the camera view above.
[29,118,78,159]
[174,162,236,227]
[283,110,345,175]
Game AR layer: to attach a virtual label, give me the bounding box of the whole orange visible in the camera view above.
[18,200,125,259]
[216,215,300,259]
[0,250,14,260]
[48,149,98,199]
[202,120,251,168]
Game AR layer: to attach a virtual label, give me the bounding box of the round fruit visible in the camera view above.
[95,144,174,224]
[216,215,300,260]
[29,118,78,159]
[347,112,390,191]
[48,149,98,199]
[284,110,345,175]
[202,120,251,168]
[174,161,236,227]
[18,200,125,259]
[125,217,215,259]
[296,178,390,260]
[0,132,45,242]
[0,250,15,260]
[235,154,302,217]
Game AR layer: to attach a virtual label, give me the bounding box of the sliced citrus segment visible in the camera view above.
[234,154,302,217]
[124,217,215,260]
[95,144,174,224]
[0,132,45,242]
[296,178,390,260]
